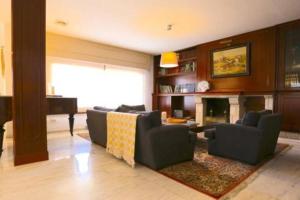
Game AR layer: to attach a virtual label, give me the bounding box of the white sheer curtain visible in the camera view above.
[51,63,146,110]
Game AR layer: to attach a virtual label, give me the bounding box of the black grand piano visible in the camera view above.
[0,96,78,157]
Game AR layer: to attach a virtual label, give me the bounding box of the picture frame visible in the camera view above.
[211,43,250,78]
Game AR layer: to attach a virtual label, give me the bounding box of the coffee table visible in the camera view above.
[189,124,220,133]
[163,121,219,133]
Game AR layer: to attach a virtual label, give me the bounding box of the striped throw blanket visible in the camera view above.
[106,112,139,167]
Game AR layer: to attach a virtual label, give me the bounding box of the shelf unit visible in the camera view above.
[153,47,198,118]
[156,71,196,78]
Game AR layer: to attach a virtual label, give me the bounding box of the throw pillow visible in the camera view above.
[116,104,146,112]
[242,111,261,127]
[93,106,115,112]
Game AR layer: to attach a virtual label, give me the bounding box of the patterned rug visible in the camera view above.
[77,132,289,199]
[159,139,289,199]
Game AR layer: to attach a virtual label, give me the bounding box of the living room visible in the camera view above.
[0,0,300,200]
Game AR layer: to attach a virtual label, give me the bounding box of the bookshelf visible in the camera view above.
[153,47,198,118]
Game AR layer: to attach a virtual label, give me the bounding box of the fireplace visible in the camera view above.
[204,98,230,125]
[195,95,274,126]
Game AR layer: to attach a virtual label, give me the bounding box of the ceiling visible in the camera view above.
[1,0,300,54]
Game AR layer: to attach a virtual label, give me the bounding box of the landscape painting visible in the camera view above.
[211,44,250,78]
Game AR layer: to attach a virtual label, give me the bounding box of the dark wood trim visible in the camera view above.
[12,0,48,165]
[14,151,49,166]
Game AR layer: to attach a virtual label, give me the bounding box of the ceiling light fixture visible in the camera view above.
[160,52,178,68]
[160,24,178,68]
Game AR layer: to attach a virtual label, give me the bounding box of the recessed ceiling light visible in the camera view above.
[167,24,174,31]
[55,20,68,26]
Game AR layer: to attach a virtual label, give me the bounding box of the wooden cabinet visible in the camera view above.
[278,20,300,90]
[198,28,276,92]
[277,93,300,132]
[276,20,300,132]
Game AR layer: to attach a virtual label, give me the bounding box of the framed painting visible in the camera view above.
[211,43,250,78]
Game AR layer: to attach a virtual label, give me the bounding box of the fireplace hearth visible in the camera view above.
[205,98,230,125]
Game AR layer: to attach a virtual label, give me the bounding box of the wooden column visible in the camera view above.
[12,0,48,165]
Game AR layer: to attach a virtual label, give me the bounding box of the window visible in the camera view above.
[51,63,146,110]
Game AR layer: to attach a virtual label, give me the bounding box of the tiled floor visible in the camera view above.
[0,131,299,200]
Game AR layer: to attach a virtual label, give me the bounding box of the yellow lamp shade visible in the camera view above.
[160,52,178,68]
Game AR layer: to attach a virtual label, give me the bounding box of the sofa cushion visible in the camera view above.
[239,110,272,125]
[258,110,272,117]
[93,106,115,112]
[242,111,261,127]
[116,104,146,112]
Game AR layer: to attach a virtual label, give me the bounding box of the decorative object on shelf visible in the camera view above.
[174,83,196,93]
[166,117,187,124]
[181,61,196,72]
[211,43,250,78]
[159,85,173,93]
[173,109,184,118]
[174,85,181,93]
[196,81,210,92]
[160,52,179,68]
[186,119,197,126]
[285,73,300,88]
[161,111,167,122]
[158,68,167,75]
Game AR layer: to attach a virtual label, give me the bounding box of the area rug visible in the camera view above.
[77,132,289,199]
[159,139,289,199]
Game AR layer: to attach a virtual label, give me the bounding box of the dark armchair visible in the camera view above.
[135,112,196,170]
[206,113,282,165]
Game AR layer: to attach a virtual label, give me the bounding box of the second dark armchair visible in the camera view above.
[206,113,282,165]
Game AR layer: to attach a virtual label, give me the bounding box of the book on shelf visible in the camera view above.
[174,83,196,93]
[180,61,196,73]
[160,85,173,93]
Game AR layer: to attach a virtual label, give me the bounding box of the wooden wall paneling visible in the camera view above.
[277,92,300,132]
[197,27,277,92]
[244,96,265,112]
[158,96,172,117]
[12,0,48,165]
[153,19,300,132]
[173,75,197,86]
[153,56,160,94]
[152,94,158,110]
[183,96,196,117]
[178,47,197,60]
[197,45,208,81]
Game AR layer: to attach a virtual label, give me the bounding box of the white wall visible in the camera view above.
[46,32,153,70]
